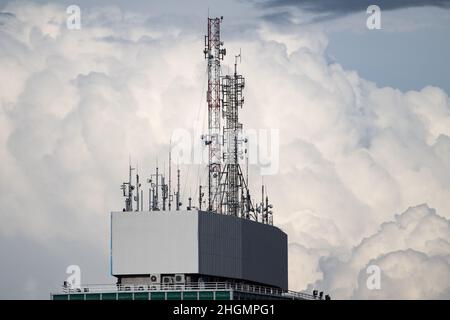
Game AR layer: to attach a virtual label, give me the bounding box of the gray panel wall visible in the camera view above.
[198,212,243,279]
[198,212,288,290]
[241,217,288,290]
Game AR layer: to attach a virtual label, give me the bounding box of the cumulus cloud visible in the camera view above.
[312,204,450,299]
[1,1,450,299]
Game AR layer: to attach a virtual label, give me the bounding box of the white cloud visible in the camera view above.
[1,1,450,299]
[312,204,450,299]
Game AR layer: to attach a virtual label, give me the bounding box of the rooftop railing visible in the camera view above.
[57,282,320,300]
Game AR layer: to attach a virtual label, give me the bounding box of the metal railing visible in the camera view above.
[59,282,318,300]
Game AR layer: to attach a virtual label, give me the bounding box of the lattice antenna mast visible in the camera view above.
[218,50,256,218]
[203,16,226,213]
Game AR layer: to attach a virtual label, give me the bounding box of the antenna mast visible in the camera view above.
[135,171,141,212]
[168,142,172,210]
[176,165,181,210]
[218,50,254,217]
[203,16,226,213]
[118,17,270,224]
[121,165,135,211]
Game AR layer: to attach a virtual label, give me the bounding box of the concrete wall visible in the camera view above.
[111,210,288,289]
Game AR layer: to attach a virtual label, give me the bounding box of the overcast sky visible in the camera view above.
[1,0,450,299]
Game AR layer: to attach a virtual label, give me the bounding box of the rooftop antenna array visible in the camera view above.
[118,17,273,225]
[255,180,273,224]
[120,149,182,214]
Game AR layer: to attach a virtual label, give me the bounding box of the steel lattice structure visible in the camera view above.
[203,17,226,212]
[200,17,271,223]
[219,59,252,217]
[119,17,273,224]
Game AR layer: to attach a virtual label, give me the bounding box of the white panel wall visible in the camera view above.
[111,211,199,275]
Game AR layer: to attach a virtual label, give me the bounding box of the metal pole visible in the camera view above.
[155,166,159,210]
[176,166,180,210]
[199,185,202,210]
[169,143,172,211]
[148,188,152,211]
[136,173,140,212]
[162,175,166,211]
